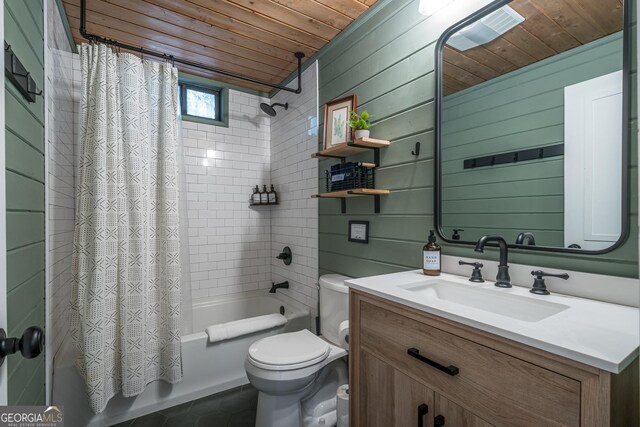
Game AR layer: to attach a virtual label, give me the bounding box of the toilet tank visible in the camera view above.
[319,274,351,346]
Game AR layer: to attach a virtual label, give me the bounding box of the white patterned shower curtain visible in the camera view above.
[70,43,182,414]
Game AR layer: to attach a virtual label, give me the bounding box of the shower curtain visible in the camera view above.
[70,43,182,414]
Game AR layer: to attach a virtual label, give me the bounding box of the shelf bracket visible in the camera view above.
[374,195,381,213]
[341,199,346,214]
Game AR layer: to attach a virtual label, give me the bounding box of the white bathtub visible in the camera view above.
[53,292,310,427]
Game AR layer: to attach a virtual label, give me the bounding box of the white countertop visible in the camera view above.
[346,270,639,373]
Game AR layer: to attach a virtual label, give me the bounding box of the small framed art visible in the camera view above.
[348,220,369,244]
[323,95,356,150]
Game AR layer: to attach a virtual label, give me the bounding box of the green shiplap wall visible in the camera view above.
[318,0,638,279]
[5,0,45,405]
[440,33,623,247]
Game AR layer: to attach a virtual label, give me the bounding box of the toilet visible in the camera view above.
[245,274,351,427]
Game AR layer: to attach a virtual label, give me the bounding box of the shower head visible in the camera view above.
[260,102,288,117]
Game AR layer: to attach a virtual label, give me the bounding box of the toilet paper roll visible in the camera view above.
[337,384,349,427]
[338,320,349,350]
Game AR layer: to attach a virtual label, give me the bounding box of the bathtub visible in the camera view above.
[53,291,310,427]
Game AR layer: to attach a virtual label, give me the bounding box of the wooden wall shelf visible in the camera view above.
[312,137,391,214]
[312,189,389,213]
[312,138,390,160]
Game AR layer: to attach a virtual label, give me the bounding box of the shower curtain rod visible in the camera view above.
[79,0,304,94]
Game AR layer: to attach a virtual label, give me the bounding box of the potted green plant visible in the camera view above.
[349,110,371,139]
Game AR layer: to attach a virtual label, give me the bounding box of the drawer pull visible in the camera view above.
[434,414,446,427]
[408,347,459,376]
[418,403,429,427]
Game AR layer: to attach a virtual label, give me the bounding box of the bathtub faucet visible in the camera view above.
[270,281,289,293]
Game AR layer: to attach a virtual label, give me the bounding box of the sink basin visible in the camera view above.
[400,279,570,322]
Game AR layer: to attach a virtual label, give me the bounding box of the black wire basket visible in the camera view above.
[326,162,375,192]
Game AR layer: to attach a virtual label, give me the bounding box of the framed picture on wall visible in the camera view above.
[323,95,356,149]
[348,220,369,244]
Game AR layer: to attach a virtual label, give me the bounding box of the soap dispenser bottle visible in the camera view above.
[252,185,261,205]
[268,184,278,205]
[423,230,441,276]
[260,185,269,205]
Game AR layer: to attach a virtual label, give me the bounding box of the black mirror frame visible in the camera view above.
[434,0,631,255]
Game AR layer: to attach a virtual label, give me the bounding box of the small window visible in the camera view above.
[180,83,226,126]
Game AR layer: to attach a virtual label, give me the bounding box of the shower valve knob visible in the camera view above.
[0,326,45,367]
[276,246,292,265]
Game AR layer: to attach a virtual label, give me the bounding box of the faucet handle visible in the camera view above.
[276,246,292,265]
[458,260,484,283]
[530,270,569,295]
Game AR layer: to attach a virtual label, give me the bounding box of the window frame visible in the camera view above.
[179,82,229,127]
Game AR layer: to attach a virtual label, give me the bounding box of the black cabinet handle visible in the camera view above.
[408,347,459,376]
[418,403,429,427]
[435,414,446,427]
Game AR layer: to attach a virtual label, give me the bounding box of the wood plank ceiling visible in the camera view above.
[62,0,378,93]
[443,0,624,96]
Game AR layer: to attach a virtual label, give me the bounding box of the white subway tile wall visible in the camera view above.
[181,91,273,299]
[269,64,320,312]
[47,1,78,359]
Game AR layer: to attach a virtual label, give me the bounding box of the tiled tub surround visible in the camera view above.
[46,0,77,396]
[181,90,273,300]
[269,64,320,313]
[48,53,321,420]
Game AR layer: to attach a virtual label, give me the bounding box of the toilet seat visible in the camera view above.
[248,330,331,371]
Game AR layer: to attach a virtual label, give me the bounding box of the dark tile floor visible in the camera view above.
[112,384,258,427]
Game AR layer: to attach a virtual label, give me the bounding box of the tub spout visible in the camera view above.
[270,281,289,293]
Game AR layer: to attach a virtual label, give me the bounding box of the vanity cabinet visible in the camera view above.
[349,290,639,427]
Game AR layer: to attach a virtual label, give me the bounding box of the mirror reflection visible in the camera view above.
[438,0,626,251]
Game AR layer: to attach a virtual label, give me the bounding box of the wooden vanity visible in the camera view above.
[349,290,639,427]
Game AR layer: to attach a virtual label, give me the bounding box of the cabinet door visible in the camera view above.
[395,370,435,427]
[359,350,395,427]
[358,349,435,427]
[434,394,494,427]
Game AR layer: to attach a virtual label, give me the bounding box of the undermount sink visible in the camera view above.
[399,279,570,322]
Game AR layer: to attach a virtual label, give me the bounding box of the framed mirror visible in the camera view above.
[435,0,630,253]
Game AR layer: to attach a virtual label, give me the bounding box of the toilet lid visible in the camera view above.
[248,330,330,370]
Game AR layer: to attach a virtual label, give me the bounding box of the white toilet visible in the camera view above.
[245,274,351,427]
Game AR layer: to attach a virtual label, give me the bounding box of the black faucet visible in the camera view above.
[474,235,511,288]
[515,232,536,245]
[269,281,289,293]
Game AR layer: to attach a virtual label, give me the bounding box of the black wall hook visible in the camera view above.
[411,142,421,156]
[4,42,42,103]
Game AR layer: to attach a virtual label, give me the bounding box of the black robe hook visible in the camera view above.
[411,141,421,156]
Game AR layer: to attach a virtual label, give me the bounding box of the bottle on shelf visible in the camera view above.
[252,185,261,205]
[260,185,269,205]
[422,230,441,276]
[268,184,278,205]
